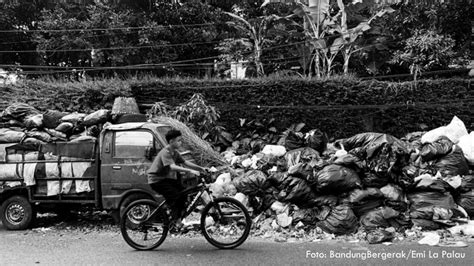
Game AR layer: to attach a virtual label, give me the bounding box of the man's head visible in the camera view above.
[166,129,183,148]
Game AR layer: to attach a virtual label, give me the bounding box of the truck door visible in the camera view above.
[100,129,162,210]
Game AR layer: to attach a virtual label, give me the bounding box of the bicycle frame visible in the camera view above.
[143,177,214,225]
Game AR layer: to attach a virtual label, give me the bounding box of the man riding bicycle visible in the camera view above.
[147,129,207,230]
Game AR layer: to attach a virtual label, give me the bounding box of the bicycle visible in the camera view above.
[120,173,252,250]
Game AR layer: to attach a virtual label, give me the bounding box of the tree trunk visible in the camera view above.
[254,42,264,77]
[343,48,351,75]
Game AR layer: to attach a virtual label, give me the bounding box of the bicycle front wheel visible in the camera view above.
[120,199,169,251]
[200,197,251,249]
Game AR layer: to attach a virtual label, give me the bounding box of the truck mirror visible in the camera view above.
[145,146,156,160]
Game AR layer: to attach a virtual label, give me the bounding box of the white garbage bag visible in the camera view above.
[421,116,468,144]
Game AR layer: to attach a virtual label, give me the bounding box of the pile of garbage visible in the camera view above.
[0,103,112,194]
[212,116,474,243]
[0,103,111,144]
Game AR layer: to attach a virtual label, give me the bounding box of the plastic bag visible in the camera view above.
[232,170,268,196]
[420,136,453,161]
[380,183,405,201]
[276,176,316,207]
[459,175,474,193]
[421,116,468,144]
[360,207,400,230]
[54,122,74,133]
[42,110,69,129]
[83,109,110,126]
[261,145,286,158]
[333,153,365,171]
[342,188,384,217]
[60,113,87,123]
[366,229,394,244]
[316,204,358,235]
[408,191,456,220]
[457,132,474,165]
[23,114,43,129]
[0,129,26,143]
[26,130,52,143]
[2,103,40,120]
[284,147,320,168]
[292,206,331,225]
[457,190,474,217]
[434,146,469,177]
[313,164,361,194]
[305,128,328,154]
[280,130,305,150]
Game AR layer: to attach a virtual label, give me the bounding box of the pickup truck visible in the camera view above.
[0,122,194,230]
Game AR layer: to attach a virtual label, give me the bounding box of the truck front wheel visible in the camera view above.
[1,196,36,230]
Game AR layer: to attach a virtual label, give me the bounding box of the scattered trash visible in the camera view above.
[418,232,440,246]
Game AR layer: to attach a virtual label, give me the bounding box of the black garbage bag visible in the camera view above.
[366,229,395,244]
[249,187,278,214]
[2,103,40,121]
[316,204,358,235]
[434,146,469,177]
[280,130,305,150]
[305,129,328,154]
[456,190,474,217]
[277,176,316,207]
[288,162,314,181]
[411,219,442,230]
[292,206,331,225]
[459,175,474,193]
[313,164,361,194]
[333,153,366,172]
[267,172,287,188]
[361,172,391,188]
[360,206,400,230]
[344,188,384,217]
[232,170,269,196]
[408,191,456,220]
[337,133,409,159]
[285,147,321,167]
[338,133,410,188]
[307,195,339,207]
[412,175,452,193]
[420,136,453,161]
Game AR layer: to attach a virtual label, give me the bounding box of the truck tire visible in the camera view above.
[1,196,36,230]
[118,194,152,222]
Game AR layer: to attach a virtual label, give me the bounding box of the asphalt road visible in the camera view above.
[1,224,473,266]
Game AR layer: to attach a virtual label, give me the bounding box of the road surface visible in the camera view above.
[1,223,473,266]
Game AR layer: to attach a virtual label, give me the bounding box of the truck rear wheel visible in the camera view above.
[118,194,152,223]
[1,196,36,230]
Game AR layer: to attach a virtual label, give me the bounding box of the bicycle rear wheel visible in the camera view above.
[120,199,169,251]
[200,197,251,249]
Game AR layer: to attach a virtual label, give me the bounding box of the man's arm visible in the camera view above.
[183,161,206,172]
[169,163,200,176]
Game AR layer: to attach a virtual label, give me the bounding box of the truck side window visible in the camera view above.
[114,131,155,158]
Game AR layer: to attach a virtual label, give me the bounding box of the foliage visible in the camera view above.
[218,11,298,77]
[391,29,455,80]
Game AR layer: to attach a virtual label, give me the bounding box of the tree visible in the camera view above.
[391,29,455,81]
[220,10,298,77]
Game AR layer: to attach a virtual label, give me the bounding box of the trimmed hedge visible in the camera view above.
[1,78,472,139]
[131,78,473,139]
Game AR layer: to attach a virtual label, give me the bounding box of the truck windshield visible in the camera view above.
[115,131,153,158]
